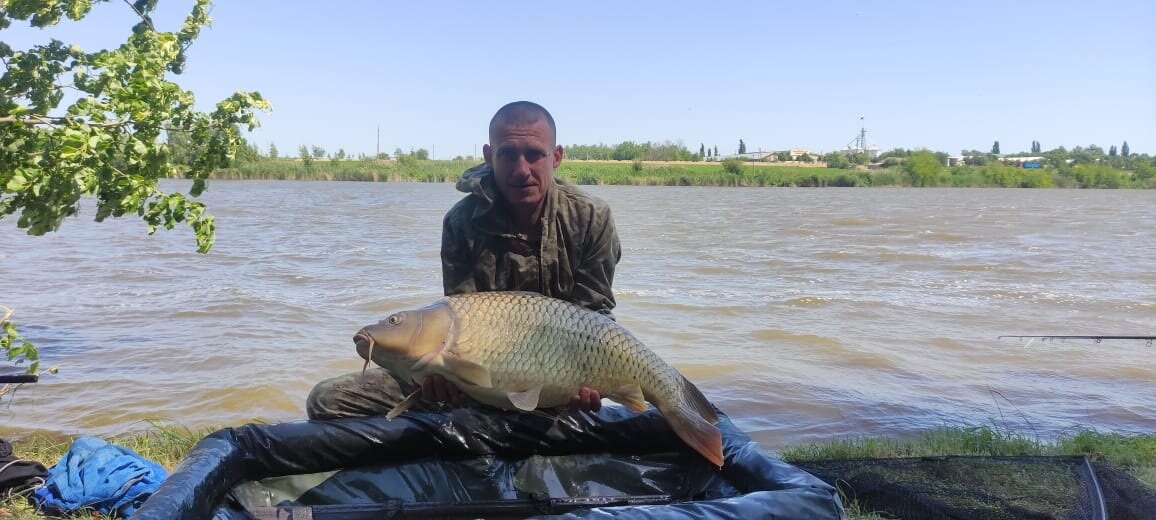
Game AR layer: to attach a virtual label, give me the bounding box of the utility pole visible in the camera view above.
[376,125,380,159]
[859,116,867,157]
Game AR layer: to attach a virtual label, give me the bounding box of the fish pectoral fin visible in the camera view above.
[506,385,543,411]
[443,354,493,388]
[386,388,423,420]
[606,383,649,413]
[412,350,442,371]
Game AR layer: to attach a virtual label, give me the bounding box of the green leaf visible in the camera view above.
[6,174,27,191]
[67,0,94,21]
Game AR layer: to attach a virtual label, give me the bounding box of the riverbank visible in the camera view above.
[208,158,1155,188]
[2,425,1153,519]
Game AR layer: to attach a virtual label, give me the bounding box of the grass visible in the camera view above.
[2,425,1152,519]
[0,423,215,519]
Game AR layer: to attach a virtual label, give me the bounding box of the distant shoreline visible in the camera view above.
[206,158,1153,189]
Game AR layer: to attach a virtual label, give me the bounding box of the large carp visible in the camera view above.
[353,291,724,468]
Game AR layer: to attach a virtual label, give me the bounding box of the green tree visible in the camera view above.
[905,150,943,186]
[268,142,279,159]
[414,148,429,160]
[311,145,325,159]
[336,148,346,160]
[713,145,718,157]
[738,139,746,154]
[1,1,268,253]
[1031,141,1041,154]
[823,152,851,169]
[167,128,195,166]
[1122,141,1130,157]
[1,0,269,376]
[991,141,1000,155]
[298,144,312,166]
[699,143,705,157]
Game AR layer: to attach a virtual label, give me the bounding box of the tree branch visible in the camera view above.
[0,114,67,126]
[122,0,157,32]
[0,114,129,128]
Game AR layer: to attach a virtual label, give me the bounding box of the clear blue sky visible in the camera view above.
[7,1,1155,158]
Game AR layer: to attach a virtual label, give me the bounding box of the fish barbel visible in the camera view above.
[353,291,724,468]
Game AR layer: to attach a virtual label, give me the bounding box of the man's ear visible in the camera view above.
[553,145,563,168]
[483,144,493,166]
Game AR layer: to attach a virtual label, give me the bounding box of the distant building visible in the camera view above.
[724,151,774,161]
[836,147,881,159]
[999,156,1046,168]
[712,147,826,163]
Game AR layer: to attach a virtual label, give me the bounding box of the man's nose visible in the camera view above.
[512,154,532,175]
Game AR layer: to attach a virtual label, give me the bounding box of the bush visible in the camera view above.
[721,158,744,175]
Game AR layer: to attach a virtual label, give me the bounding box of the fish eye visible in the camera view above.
[387,314,402,325]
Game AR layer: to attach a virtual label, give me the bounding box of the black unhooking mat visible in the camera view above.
[133,406,845,519]
[795,455,1156,520]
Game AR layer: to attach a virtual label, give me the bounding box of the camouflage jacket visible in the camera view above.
[441,164,620,316]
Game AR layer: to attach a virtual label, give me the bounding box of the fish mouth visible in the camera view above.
[353,331,373,358]
[353,330,374,374]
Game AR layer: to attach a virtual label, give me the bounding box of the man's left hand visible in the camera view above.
[568,386,602,413]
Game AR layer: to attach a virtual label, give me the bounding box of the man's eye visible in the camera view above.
[525,151,544,162]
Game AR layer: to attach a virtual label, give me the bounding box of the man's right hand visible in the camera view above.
[421,374,471,407]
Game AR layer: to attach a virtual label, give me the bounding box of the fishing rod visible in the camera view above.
[999,335,1155,346]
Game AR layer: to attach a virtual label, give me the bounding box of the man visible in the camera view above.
[305,101,620,420]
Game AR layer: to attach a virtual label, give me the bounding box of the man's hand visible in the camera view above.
[421,374,471,407]
[568,386,602,413]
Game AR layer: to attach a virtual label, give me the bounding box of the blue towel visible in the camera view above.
[32,436,167,518]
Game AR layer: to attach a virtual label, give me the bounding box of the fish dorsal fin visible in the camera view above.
[506,385,543,411]
[444,354,493,388]
[606,383,648,413]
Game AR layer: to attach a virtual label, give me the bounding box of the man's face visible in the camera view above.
[483,118,563,214]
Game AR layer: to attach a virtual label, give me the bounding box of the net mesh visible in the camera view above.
[794,455,1156,520]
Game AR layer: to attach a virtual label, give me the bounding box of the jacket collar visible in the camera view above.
[455,163,559,238]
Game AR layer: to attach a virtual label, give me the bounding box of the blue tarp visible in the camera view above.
[32,436,167,518]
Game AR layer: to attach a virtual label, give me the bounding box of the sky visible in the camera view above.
[5,0,1155,158]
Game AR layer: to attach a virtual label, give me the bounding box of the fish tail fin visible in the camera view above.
[661,401,724,468]
[681,374,719,424]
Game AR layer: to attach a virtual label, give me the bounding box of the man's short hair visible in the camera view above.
[489,101,557,146]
